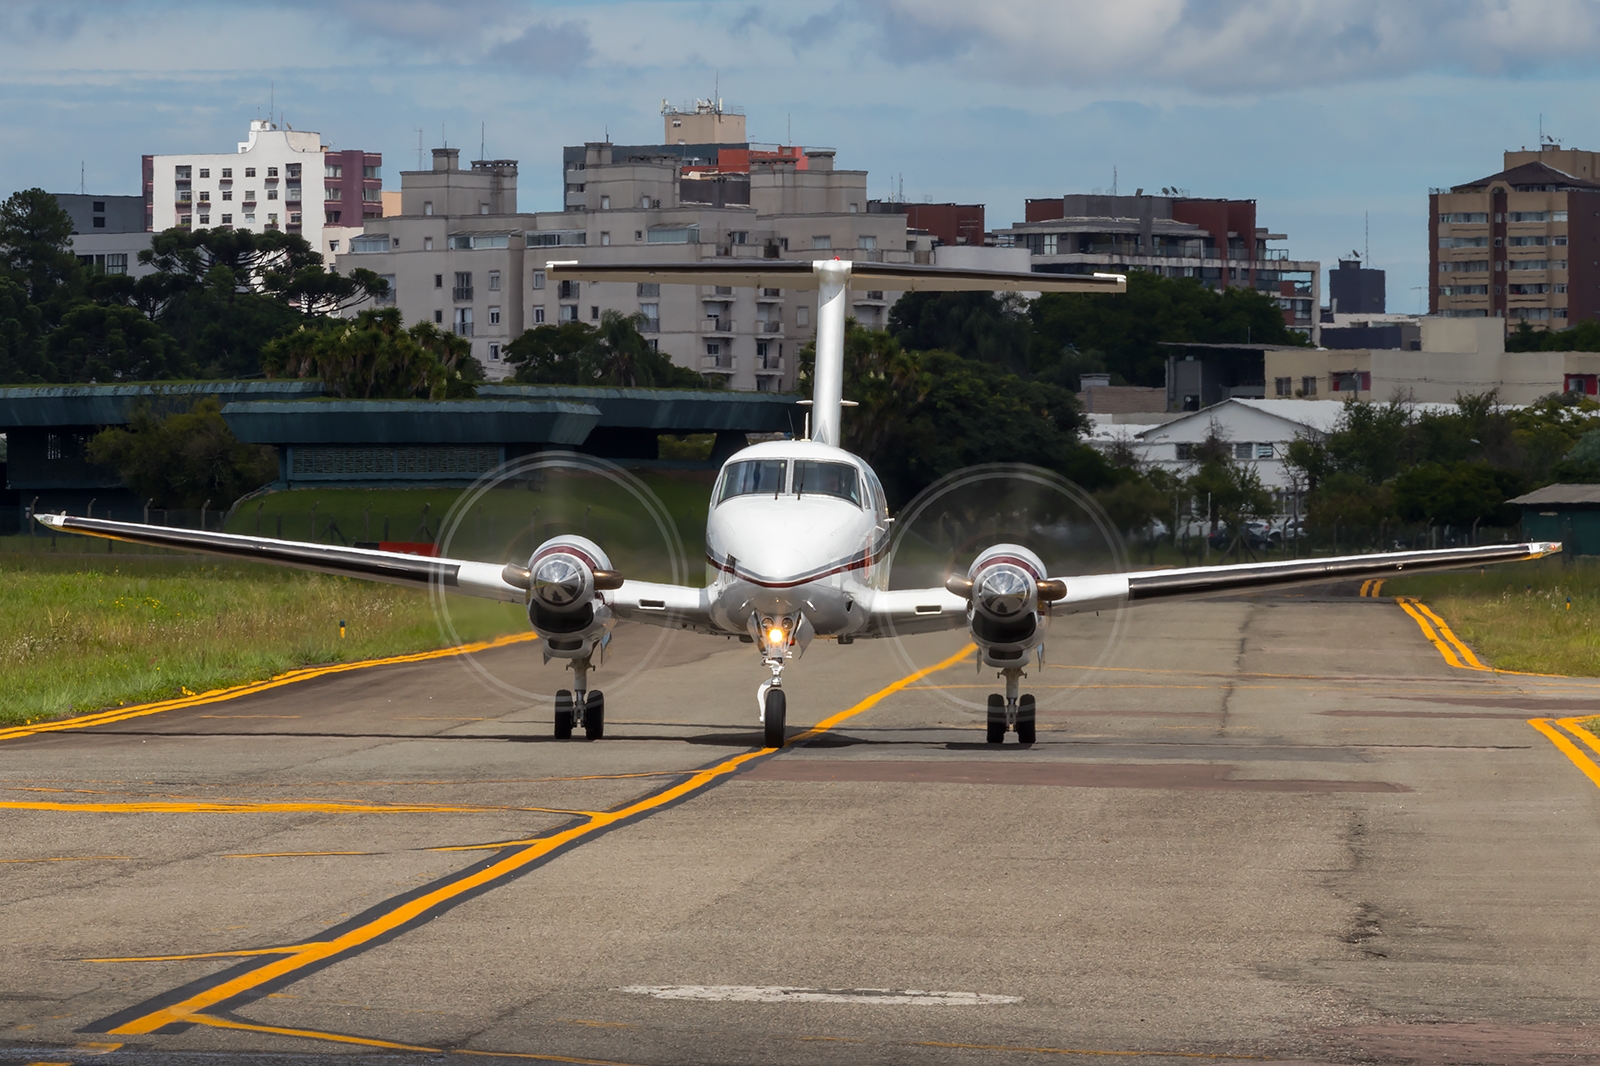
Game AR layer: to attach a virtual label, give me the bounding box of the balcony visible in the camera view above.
[757,356,783,372]
[702,317,735,335]
[700,355,735,371]
[453,286,474,302]
[759,288,782,300]
[758,321,783,334]
[640,318,661,334]
[454,322,473,337]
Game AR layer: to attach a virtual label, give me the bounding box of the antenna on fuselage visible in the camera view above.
[796,399,812,441]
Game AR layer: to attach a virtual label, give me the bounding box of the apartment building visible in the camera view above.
[340,125,930,387]
[50,193,155,278]
[1328,257,1384,314]
[994,193,1321,342]
[143,120,381,259]
[1430,145,1600,329]
[866,201,986,247]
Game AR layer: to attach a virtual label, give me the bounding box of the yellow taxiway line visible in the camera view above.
[100,644,977,1037]
[0,632,539,744]
[1388,595,1600,790]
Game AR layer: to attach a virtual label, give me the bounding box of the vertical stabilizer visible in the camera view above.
[810,259,851,446]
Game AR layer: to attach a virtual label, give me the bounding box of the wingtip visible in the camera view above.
[34,513,65,530]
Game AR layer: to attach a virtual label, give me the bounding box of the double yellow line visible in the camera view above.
[1393,596,1488,671]
[95,645,977,1038]
[1358,579,1386,598]
[1391,595,1600,791]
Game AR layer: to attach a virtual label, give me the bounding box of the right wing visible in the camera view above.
[36,513,721,634]
[607,579,721,634]
[36,514,525,601]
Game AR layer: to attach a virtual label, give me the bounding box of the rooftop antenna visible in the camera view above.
[1364,211,1369,265]
[270,80,274,126]
[79,161,84,195]
[1112,165,1118,196]
[480,122,485,161]
[415,128,424,170]
[787,112,791,145]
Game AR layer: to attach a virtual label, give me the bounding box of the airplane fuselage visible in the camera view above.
[703,440,889,641]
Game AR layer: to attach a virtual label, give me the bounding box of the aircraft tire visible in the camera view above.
[584,691,605,740]
[554,690,575,739]
[763,688,787,749]
[1015,694,1037,745]
[986,694,1005,744]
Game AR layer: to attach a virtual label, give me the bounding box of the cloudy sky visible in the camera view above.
[5,0,1600,310]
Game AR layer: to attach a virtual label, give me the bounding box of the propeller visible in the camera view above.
[431,451,690,705]
[882,463,1130,718]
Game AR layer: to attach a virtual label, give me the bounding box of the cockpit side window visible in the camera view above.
[718,459,787,502]
[794,460,861,506]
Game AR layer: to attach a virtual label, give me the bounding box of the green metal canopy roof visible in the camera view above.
[221,400,601,446]
[477,385,800,433]
[0,381,326,427]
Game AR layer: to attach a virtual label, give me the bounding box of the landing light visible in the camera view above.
[767,626,786,644]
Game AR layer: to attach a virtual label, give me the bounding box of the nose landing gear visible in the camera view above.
[553,655,605,740]
[985,667,1036,745]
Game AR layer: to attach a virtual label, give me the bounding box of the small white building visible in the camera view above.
[1127,400,1343,490]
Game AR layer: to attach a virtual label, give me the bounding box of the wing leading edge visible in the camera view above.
[861,541,1560,637]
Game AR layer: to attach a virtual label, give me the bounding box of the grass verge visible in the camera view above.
[0,554,526,727]
[1385,558,1600,678]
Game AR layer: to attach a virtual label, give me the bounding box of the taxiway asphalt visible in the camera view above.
[3,587,1600,1065]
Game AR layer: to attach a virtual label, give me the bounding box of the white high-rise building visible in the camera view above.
[143,121,383,258]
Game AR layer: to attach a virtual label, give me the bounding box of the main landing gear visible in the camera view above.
[985,668,1035,745]
[553,655,605,740]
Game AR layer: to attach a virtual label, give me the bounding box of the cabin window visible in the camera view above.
[794,461,861,505]
[718,459,787,502]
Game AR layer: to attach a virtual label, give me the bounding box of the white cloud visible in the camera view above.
[865,0,1600,93]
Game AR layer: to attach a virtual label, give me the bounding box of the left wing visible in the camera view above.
[858,540,1560,637]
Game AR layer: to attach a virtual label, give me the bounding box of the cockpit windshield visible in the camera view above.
[794,460,861,506]
[718,459,787,502]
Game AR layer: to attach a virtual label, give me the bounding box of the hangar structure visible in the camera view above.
[0,382,797,529]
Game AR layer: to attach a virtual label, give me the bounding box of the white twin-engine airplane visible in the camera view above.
[39,258,1560,748]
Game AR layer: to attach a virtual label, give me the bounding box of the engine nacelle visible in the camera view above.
[948,545,1064,669]
[506,535,620,660]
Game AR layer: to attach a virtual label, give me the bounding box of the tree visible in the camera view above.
[0,273,46,381]
[86,397,277,509]
[504,312,704,388]
[136,229,388,377]
[262,307,484,399]
[1506,319,1600,352]
[888,291,1032,373]
[44,302,186,382]
[1392,462,1525,529]
[0,188,81,303]
[1187,450,1274,560]
[798,321,1112,505]
[1028,271,1308,387]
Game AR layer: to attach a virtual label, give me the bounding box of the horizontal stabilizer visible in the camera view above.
[545,259,1125,294]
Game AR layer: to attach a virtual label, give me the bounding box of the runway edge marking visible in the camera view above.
[86,644,977,1039]
[0,632,539,743]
